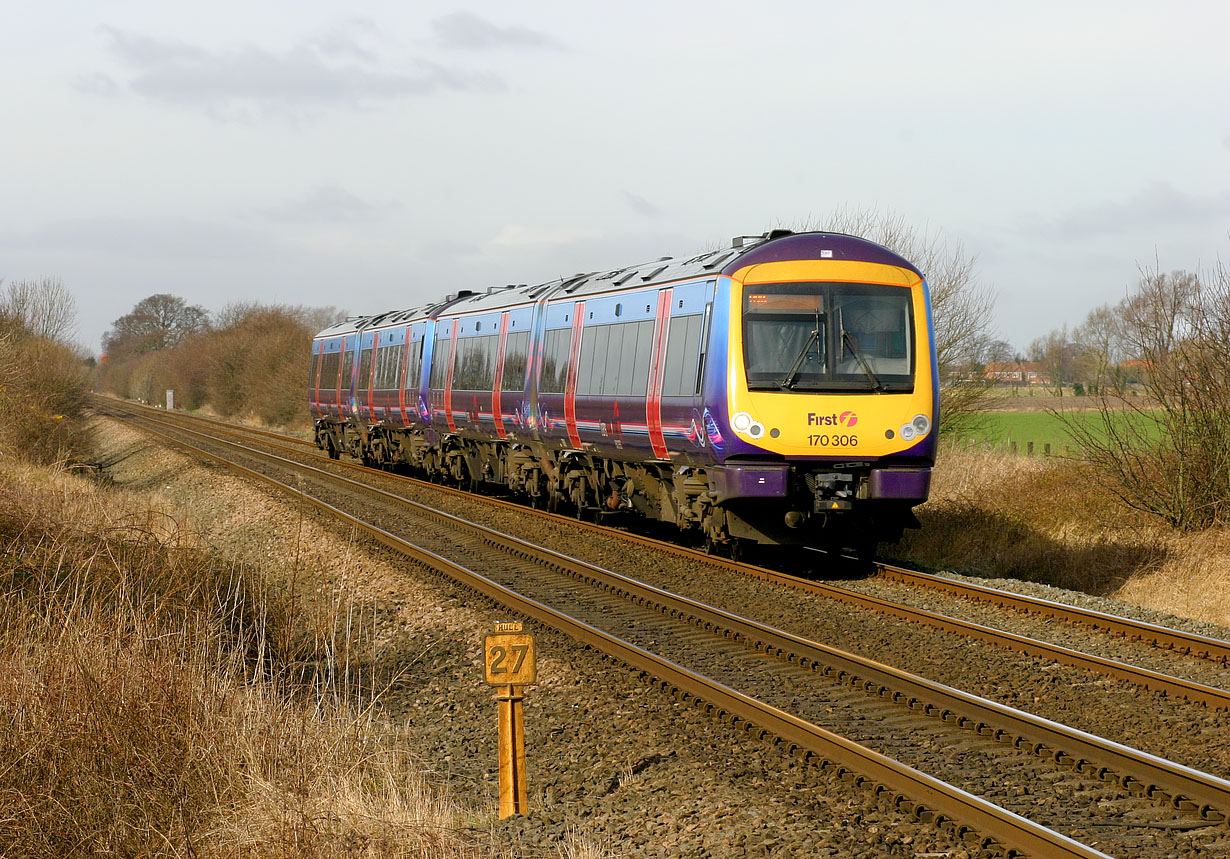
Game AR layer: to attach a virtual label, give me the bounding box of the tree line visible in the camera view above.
[99,295,342,426]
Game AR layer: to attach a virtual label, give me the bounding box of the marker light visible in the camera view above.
[748,422,765,439]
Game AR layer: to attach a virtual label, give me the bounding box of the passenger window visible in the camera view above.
[501,331,529,392]
[630,320,654,396]
[662,315,703,397]
[580,325,609,396]
[539,329,570,394]
[604,324,626,395]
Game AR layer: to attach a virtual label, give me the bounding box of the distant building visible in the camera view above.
[984,361,1050,386]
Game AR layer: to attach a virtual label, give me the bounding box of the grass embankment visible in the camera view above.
[0,453,510,857]
[892,443,1230,628]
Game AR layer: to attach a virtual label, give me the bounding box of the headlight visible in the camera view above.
[748,422,765,439]
[912,414,931,435]
[900,423,916,441]
[731,411,753,432]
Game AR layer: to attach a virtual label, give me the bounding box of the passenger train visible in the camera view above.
[308,229,937,559]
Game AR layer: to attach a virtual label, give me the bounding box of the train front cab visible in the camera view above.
[710,254,937,555]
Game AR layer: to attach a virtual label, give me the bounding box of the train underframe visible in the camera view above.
[314,419,921,562]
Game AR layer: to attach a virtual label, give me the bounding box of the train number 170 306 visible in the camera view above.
[808,434,858,447]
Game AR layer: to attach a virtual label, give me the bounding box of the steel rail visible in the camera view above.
[98,400,1230,695]
[113,410,1113,859]
[877,563,1230,665]
[94,396,317,448]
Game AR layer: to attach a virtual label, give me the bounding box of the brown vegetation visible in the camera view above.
[0,306,91,465]
[99,302,340,427]
[892,443,1230,627]
[0,455,508,857]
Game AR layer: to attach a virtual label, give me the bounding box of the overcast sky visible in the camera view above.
[3,0,1228,355]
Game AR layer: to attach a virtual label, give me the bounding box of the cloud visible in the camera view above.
[432,12,564,51]
[254,186,400,224]
[0,215,273,259]
[1020,182,1230,241]
[622,191,661,217]
[487,224,600,249]
[83,26,504,119]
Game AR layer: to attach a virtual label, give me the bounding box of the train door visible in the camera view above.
[308,339,323,419]
[427,318,458,433]
[534,301,578,447]
[492,311,510,439]
[339,334,357,419]
[401,321,427,427]
[498,306,534,440]
[649,280,715,461]
[357,330,376,422]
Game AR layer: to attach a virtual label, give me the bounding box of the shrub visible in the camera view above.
[1057,265,1230,530]
[0,319,91,464]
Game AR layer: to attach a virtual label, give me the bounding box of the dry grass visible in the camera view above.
[0,458,511,858]
[0,326,91,465]
[892,442,1230,627]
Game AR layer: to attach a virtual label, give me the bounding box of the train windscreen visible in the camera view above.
[742,282,914,392]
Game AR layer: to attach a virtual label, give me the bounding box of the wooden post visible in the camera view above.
[496,685,528,818]
[484,621,536,819]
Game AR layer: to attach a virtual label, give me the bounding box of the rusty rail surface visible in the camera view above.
[105,404,1116,859]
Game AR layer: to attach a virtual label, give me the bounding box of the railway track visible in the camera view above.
[96,400,1230,857]
[94,399,1230,709]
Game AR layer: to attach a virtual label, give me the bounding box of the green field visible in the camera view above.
[958,409,1161,454]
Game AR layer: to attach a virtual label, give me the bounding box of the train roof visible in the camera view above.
[312,230,923,338]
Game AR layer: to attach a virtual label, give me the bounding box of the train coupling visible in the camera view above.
[807,471,857,513]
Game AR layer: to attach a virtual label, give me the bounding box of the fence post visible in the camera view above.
[1010,441,1018,455]
[1027,441,1034,456]
[1044,443,1052,456]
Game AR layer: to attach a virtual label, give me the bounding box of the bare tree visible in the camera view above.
[1057,264,1230,530]
[0,278,77,343]
[1028,326,1078,396]
[788,207,998,436]
[102,294,209,358]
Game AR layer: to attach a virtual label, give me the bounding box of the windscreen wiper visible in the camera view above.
[839,308,884,392]
[778,326,821,390]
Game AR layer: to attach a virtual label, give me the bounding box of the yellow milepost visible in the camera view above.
[484,621,537,819]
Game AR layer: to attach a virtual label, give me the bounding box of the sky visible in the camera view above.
[2,0,1228,356]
